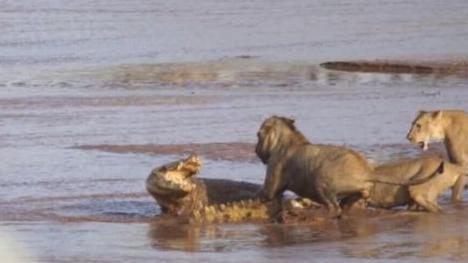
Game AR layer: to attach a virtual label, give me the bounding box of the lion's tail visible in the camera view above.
[370,161,444,186]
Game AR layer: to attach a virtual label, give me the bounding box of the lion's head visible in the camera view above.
[255,116,307,164]
[407,111,446,150]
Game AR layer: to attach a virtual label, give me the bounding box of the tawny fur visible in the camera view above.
[255,116,378,217]
[407,110,468,201]
[343,156,465,213]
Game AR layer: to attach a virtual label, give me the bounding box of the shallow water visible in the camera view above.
[1,0,468,262]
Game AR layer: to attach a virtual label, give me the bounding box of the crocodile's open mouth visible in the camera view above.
[150,170,196,196]
[146,155,202,196]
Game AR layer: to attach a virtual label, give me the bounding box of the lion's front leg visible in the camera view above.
[259,162,287,201]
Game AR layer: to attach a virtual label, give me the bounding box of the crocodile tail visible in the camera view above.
[190,199,270,223]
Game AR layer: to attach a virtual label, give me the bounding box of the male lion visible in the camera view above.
[407,110,468,201]
[255,116,397,217]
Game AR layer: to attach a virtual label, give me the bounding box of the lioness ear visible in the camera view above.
[417,110,427,116]
[431,110,443,120]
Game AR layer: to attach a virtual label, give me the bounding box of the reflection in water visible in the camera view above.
[339,205,468,261]
[325,71,340,86]
[148,222,203,251]
[146,211,404,252]
[414,211,468,261]
[422,236,468,260]
[65,58,468,91]
[146,203,468,261]
[258,223,344,246]
[148,221,266,252]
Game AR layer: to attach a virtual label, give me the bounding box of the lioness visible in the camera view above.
[255,116,418,217]
[345,156,466,212]
[367,156,445,209]
[409,161,466,212]
[407,110,468,201]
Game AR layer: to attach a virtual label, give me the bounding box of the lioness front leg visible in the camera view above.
[451,175,466,202]
[413,195,441,213]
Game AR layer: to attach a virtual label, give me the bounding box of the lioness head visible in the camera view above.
[255,116,300,164]
[407,111,445,150]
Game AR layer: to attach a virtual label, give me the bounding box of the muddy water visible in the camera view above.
[2,1,468,262]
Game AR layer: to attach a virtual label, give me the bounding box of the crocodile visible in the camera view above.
[146,155,273,223]
[145,155,323,223]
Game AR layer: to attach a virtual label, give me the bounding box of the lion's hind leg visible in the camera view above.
[316,187,341,218]
[407,200,421,211]
[340,193,366,212]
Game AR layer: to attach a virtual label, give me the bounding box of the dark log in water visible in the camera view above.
[320,61,468,76]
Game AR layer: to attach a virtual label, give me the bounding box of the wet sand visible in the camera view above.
[2,0,468,262]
